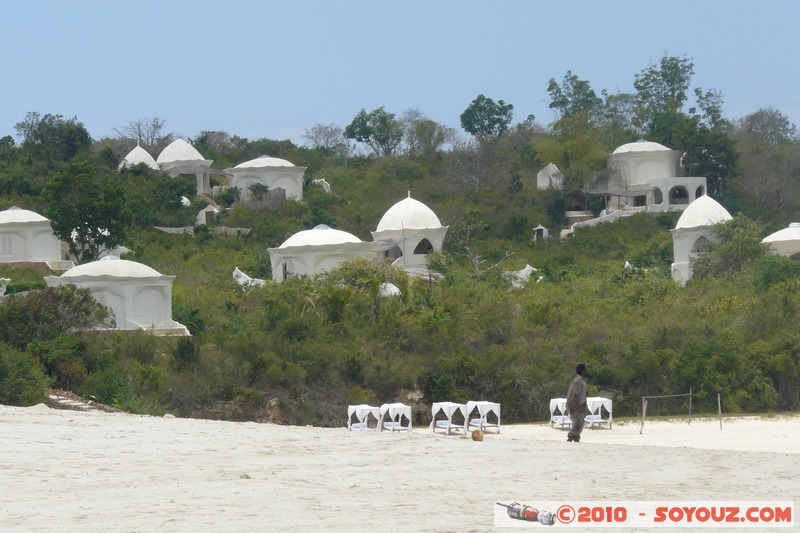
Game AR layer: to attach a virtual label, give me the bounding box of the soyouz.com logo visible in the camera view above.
[494,501,794,528]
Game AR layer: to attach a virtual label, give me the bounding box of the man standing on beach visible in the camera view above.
[566,363,589,443]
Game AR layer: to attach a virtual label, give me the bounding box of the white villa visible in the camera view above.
[45,256,189,336]
[156,139,214,195]
[670,195,732,286]
[268,225,380,282]
[598,140,707,213]
[0,206,71,269]
[224,156,306,201]
[371,194,448,268]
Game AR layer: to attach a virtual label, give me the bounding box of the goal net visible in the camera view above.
[639,391,694,434]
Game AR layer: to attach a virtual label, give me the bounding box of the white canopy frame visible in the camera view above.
[466,401,501,433]
[549,398,571,428]
[550,397,612,429]
[587,397,613,428]
[430,402,466,435]
[378,403,412,432]
[347,404,380,431]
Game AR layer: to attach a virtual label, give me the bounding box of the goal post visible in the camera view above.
[639,388,694,435]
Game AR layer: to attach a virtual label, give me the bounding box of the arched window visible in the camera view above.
[384,245,403,261]
[670,186,689,205]
[652,187,664,205]
[695,186,705,199]
[692,236,713,253]
[413,238,433,255]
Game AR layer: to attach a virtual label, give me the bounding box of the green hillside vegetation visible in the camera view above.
[1,56,799,424]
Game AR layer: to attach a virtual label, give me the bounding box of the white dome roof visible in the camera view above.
[279,224,362,248]
[376,195,442,231]
[119,145,159,170]
[0,206,49,224]
[235,155,295,168]
[612,139,672,154]
[675,195,733,229]
[763,223,800,244]
[61,256,163,278]
[157,139,205,164]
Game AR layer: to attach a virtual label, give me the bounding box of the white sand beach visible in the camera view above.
[1,405,797,532]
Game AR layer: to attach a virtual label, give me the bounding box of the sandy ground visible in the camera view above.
[0,405,797,532]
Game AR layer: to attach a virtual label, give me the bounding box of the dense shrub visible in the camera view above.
[0,343,49,405]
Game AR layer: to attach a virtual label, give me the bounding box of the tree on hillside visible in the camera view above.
[344,107,403,157]
[113,117,175,153]
[633,54,695,130]
[547,71,603,126]
[399,109,454,156]
[732,107,797,144]
[15,112,92,162]
[534,124,607,192]
[732,139,800,217]
[43,161,132,263]
[632,55,737,196]
[596,90,638,150]
[192,130,243,169]
[303,123,350,157]
[460,94,514,141]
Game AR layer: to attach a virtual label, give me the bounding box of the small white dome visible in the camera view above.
[61,256,164,278]
[157,139,205,164]
[612,139,672,154]
[119,145,159,170]
[763,224,800,244]
[279,224,362,248]
[234,155,295,168]
[376,195,442,232]
[0,206,49,224]
[675,195,732,229]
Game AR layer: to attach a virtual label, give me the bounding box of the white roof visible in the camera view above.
[612,139,672,154]
[376,195,442,232]
[763,223,800,244]
[279,224,362,248]
[157,139,205,164]
[675,195,733,229]
[234,155,295,168]
[0,206,49,224]
[61,256,164,278]
[119,145,159,170]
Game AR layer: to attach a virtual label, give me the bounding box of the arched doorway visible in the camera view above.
[669,186,689,205]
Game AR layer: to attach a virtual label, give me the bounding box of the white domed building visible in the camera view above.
[670,195,732,286]
[602,140,707,212]
[45,256,189,336]
[371,194,448,268]
[763,223,800,259]
[0,206,71,269]
[268,225,380,282]
[224,155,306,201]
[118,144,159,171]
[157,139,213,194]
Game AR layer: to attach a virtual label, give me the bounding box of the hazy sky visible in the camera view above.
[3,1,798,146]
